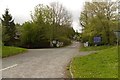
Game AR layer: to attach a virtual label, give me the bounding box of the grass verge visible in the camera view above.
[80,45,112,51]
[1,46,27,58]
[70,46,118,78]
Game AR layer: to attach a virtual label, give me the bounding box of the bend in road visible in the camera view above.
[2,42,81,78]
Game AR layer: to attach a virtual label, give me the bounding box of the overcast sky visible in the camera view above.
[0,0,117,32]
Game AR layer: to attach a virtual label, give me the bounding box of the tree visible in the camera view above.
[30,3,74,47]
[50,2,73,40]
[1,9,16,46]
[31,4,53,40]
[50,2,72,27]
[20,3,75,48]
[80,1,117,45]
[31,3,73,39]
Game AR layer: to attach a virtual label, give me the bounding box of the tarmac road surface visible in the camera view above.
[2,42,90,78]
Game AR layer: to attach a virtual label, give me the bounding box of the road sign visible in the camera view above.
[94,37,101,43]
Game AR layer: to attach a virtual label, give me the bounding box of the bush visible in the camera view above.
[57,37,71,46]
[20,22,50,48]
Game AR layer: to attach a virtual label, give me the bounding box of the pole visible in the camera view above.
[117,33,119,79]
[118,0,120,78]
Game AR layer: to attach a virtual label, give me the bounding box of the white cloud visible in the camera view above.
[0,0,85,32]
[1,0,117,32]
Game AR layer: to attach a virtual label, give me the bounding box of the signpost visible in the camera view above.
[94,37,101,43]
[94,37,101,46]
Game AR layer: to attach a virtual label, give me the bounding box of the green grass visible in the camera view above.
[71,46,118,78]
[80,45,112,51]
[1,46,27,58]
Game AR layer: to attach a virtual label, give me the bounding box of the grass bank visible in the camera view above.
[80,45,112,51]
[1,46,27,58]
[70,46,118,78]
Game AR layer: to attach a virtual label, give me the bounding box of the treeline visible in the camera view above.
[1,2,75,48]
[80,2,118,46]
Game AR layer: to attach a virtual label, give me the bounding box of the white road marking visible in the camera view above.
[0,64,18,71]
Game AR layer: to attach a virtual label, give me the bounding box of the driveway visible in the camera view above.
[2,42,87,78]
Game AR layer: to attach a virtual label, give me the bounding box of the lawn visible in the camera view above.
[1,46,27,58]
[80,45,112,51]
[70,46,118,78]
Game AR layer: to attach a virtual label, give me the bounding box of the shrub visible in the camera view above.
[20,22,50,48]
[57,37,71,46]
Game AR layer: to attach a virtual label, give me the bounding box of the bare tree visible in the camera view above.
[50,2,72,27]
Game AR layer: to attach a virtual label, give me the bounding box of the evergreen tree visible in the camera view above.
[1,9,16,46]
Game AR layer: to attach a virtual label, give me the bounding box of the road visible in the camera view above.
[2,42,90,78]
